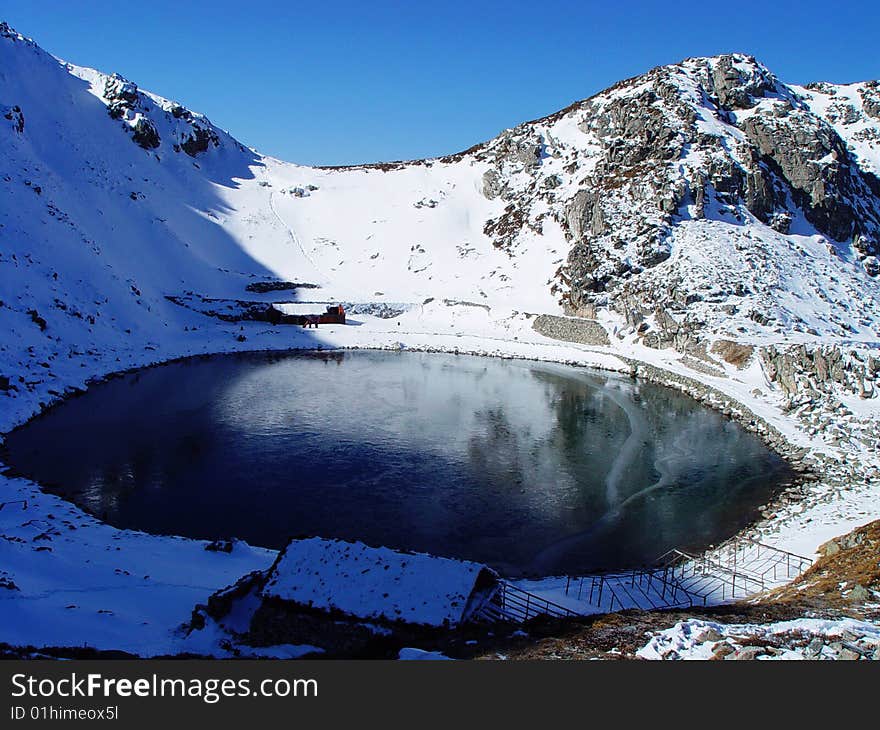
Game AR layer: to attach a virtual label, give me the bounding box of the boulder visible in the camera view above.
[696,628,724,643]
[727,646,766,660]
[711,641,736,658]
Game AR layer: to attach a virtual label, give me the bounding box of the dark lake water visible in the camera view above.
[3,350,795,576]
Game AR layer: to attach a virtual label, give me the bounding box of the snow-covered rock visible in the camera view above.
[637,617,880,660]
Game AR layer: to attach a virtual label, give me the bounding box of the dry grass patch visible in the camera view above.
[766,519,880,609]
[711,339,755,369]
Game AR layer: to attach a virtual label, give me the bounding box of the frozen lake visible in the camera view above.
[4,350,795,576]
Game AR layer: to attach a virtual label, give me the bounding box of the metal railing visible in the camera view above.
[564,569,695,612]
[476,540,813,623]
[476,581,582,623]
[657,548,769,603]
[710,537,813,584]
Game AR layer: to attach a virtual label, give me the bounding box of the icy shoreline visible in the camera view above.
[1,304,878,656]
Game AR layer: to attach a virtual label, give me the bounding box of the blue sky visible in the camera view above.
[5,1,879,165]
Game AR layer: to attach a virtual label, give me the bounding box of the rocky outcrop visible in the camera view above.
[180,124,220,157]
[558,83,695,305]
[101,74,161,150]
[103,73,138,118]
[768,520,880,613]
[483,203,532,252]
[474,53,880,335]
[481,168,504,200]
[556,53,880,318]
[760,344,878,401]
[710,339,755,368]
[475,127,550,252]
[96,71,231,158]
[131,117,160,149]
[708,54,777,109]
[740,111,878,243]
[859,81,880,120]
[565,189,606,240]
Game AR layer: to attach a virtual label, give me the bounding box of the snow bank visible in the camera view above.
[398,648,453,660]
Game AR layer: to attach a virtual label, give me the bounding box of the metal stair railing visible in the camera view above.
[657,548,767,602]
[476,581,582,623]
[710,538,812,584]
[567,573,629,612]
[567,574,623,612]
[475,540,813,623]
[631,568,695,608]
[564,567,695,611]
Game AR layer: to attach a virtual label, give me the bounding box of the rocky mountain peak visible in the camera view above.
[702,53,780,109]
[466,52,880,341]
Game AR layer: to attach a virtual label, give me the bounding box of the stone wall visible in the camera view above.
[532,314,610,346]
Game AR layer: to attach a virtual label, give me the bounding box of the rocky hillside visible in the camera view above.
[471,55,880,337]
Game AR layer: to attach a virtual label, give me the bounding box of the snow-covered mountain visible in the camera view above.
[2,21,880,657]
[3,22,879,373]
[471,55,880,344]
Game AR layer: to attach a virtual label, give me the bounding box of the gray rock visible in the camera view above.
[696,628,725,643]
[740,112,878,244]
[481,169,504,200]
[103,73,138,106]
[180,125,219,157]
[709,54,776,110]
[565,189,606,239]
[3,104,24,134]
[859,82,880,120]
[727,646,765,660]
